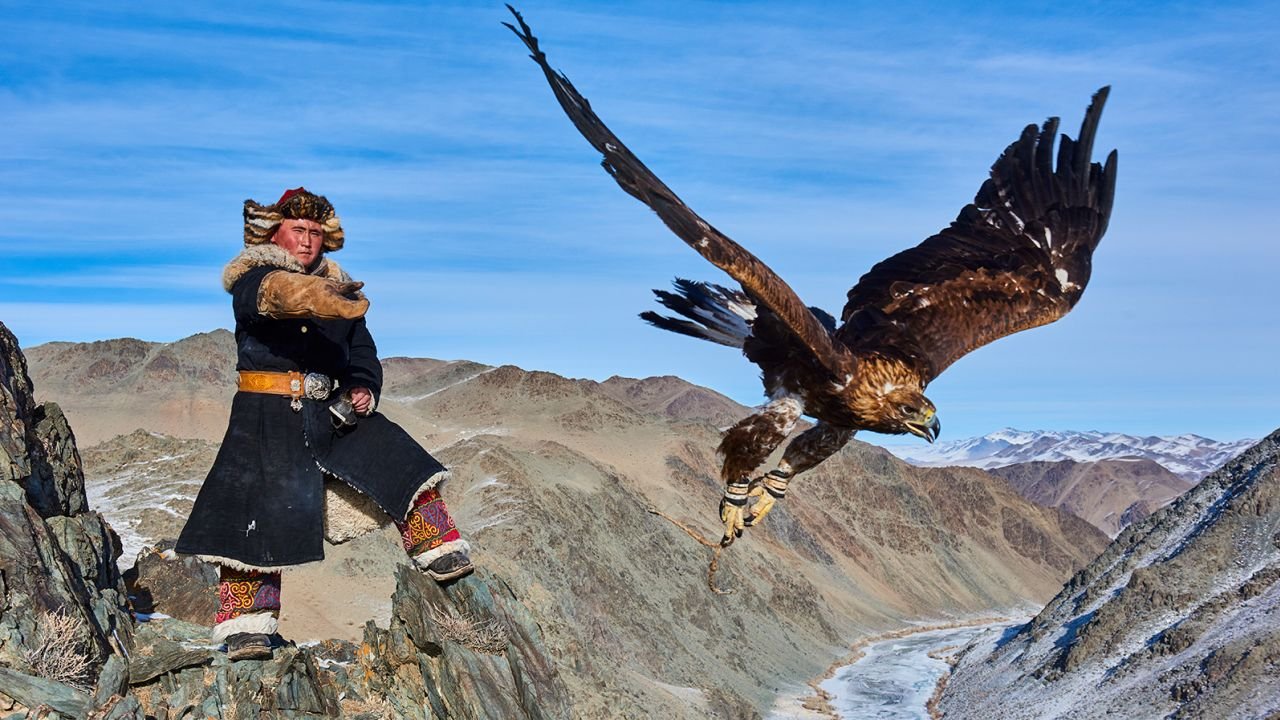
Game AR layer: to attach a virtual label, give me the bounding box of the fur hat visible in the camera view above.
[243,187,345,251]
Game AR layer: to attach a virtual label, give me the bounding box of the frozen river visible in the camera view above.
[815,622,1016,720]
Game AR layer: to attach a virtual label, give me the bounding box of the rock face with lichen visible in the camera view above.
[0,320,134,716]
[0,321,571,719]
[118,564,570,719]
[938,429,1280,719]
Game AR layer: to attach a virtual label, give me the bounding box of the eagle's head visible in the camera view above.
[845,356,941,443]
[881,386,940,444]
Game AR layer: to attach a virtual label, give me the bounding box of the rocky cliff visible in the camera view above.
[0,321,134,716]
[938,429,1280,719]
[0,322,571,719]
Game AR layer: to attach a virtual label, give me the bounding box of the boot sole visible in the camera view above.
[227,646,273,661]
[426,562,475,582]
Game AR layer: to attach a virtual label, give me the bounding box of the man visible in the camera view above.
[176,188,473,661]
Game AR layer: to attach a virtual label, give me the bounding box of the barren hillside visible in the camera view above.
[990,458,1193,537]
[29,332,1108,718]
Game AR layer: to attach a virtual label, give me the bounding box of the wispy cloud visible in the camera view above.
[3,0,1276,441]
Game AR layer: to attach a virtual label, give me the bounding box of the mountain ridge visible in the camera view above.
[988,458,1194,538]
[883,427,1254,482]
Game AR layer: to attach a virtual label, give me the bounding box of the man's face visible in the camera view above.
[271,219,324,268]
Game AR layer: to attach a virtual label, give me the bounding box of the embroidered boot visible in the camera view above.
[397,487,474,582]
[211,566,282,660]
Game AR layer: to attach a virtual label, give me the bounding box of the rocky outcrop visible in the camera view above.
[938,429,1280,719]
[1,322,572,718]
[0,320,134,711]
[119,564,570,720]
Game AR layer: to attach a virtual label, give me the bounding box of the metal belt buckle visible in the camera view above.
[303,373,333,401]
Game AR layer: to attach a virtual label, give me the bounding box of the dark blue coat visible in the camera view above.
[176,251,444,570]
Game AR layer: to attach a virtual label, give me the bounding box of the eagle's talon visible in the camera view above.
[720,482,750,545]
[719,503,746,545]
[742,471,788,527]
[742,489,777,527]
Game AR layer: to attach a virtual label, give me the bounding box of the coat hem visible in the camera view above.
[194,553,323,574]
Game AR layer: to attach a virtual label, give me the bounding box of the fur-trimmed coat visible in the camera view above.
[175,245,445,571]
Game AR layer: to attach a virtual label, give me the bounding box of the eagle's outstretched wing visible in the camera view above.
[506,6,853,376]
[836,89,1117,384]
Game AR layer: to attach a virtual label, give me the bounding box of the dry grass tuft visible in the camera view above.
[427,605,509,655]
[22,609,94,692]
[340,695,398,719]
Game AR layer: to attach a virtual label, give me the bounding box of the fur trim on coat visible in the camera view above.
[211,612,279,645]
[222,244,356,292]
[403,471,452,520]
[195,554,319,574]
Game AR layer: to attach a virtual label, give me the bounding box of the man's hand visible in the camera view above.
[350,387,375,416]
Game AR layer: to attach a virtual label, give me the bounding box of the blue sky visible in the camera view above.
[1,1,1276,443]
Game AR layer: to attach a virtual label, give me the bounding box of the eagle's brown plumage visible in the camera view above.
[507,8,1118,542]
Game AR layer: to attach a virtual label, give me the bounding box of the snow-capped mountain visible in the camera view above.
[881,428,1255,481]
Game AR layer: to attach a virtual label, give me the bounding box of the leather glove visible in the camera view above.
[258,271,369,320]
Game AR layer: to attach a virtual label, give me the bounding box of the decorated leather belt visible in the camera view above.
[237,370,333,411]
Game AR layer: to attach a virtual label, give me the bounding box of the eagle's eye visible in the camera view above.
[899,404,915,416]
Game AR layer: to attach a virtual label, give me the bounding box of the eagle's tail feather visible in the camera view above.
[641,278,756,348]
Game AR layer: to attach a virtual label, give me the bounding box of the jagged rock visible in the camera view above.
[120,567,571,719]
[92,654,128,706]
[0,666,91,718]
[0,325,38,485]
[1,323,85,520]
[123,543,218,624]
[356,566,572,719]
[126,624,212,685]
[0,321,133,718]
[87,694,146,719]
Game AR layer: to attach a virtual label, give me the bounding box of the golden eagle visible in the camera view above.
[507,8,1117,545]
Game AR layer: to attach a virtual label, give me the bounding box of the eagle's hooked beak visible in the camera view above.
[905,411,941,444]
